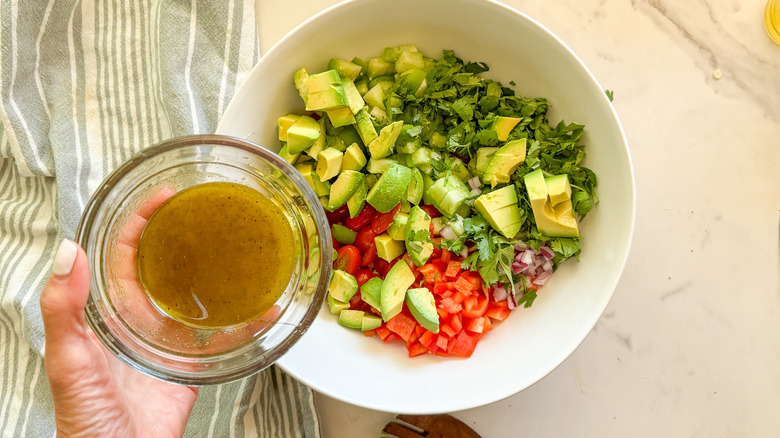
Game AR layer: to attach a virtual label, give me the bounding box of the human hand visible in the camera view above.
[40,239,199,437]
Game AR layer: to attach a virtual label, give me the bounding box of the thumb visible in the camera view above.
[40,239,93,355]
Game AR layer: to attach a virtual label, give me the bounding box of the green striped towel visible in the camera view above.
[0,1,320,436]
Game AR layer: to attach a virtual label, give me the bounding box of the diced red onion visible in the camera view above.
[493,285,507,302]
[511,261,528,274]
[467,176,482,190]
[459,247,469,259]
[541,259,553,272]
[539,246,555,260]
[532,270,553,286]
[521,249,534,265]
[440,225,456,240]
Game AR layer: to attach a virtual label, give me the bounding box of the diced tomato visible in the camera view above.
[453,275,478,294]
[419,330,436,351]
[371,203,401,234]
[344,204,377,231]
[361,242,377,267]
[348,292,363,310]
[486,300,511,321]
[355,268,376,286]
[441,322,457,337]
[325,205,349,223]
[436,307,448,319]
[430,237,442,259]
[418,264,443,284]
[450,331,481,358]
[449,313,462,333]
[432,259,448,273]
[440,249,451,263]
[363,329,376,337]
[436,333,449,351]
[464,316,486,333]
[419,204,441,218]
[334,245,361,275]
[452,290,468,305]
[445,260,462,279]
[440,297,462,314]
[375,325,391,341]
[385,312,417,342]
[374,257,390,277]
[383,332,401,343]
[432,282,450,295]
[482,316,494,333]
[462,295,488,318]
[332,237,341,250]
[407,341,428,357]
[354,226,379,254]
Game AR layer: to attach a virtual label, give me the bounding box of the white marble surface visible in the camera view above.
[256,0,780,436]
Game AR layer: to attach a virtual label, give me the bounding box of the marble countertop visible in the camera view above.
[256,0,780,436]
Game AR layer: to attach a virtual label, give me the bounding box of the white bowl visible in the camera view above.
[217,0,634,414]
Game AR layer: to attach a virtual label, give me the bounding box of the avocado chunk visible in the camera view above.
[405,206,433,266]
[305,69,349,111]
[353,108,378,146]
[360,277,383,310]
[474,185,524,239]
[277,114,301,141]
[286,115,321,154]
[428,173,471,217]
[331,223,357,245]
[366,163,413,213]
[329,270,358,302]
[368,121,403,159]
[327,294,350,315]
[327,58,362,81]
[315,147,343,181]
[380,260,415,321]
[387,212,409,240]
[407,168,424,205]
[305,117,327,159]
[524,169,580,237]
[338,309,364,329]
[341,78,366,114]
[346,178,367,218]
[545,173,572,206]
[326,106,356,127]
[293,68,309,104]
[342,143,367,171]
[328,170,364,210]
[361,314,383,331]
[483,138,527,187]
[277,144,300,165]
[366,156,398,174]
[491,116,523,141]
[295,163,331,197]
[375,233,405,261]
[405,288,439,333]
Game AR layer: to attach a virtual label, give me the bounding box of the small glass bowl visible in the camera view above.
[76,135,332,385]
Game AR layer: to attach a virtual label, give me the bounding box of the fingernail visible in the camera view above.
[52,239,78,277]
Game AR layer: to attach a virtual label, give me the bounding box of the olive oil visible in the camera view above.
[137,182,296,328]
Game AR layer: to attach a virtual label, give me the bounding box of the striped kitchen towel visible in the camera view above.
[0,1,320,437]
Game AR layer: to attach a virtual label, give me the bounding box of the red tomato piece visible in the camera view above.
[363,329,376,337]
[436,334,449,351]
[453,275,477,294]
[440,297,462,314]
[486,300,511,321]
[452,290,468,305]
[464,316,485,333]
[441,322,457,337]
[430,237,442,259]
[332,237,341,250]
[371,203,401,234]
[334,245,361,275]
[445,260,462,279]
[449,313,463,333]
[419,330,436,351]
[375,325,391,341]
[418,264,443,284]
[385,313,417,343]
[419,204,441,218]
[433,282,450,295]
[354,226,379,253]
[482,316,494,333]
[440,249,451,263]
[325,204,349,223]
[373,257,391,277]
[383,332,401,343]
[450,331,481,358]
[355,268,376,286]
[361,242,377,267]
[407,341,428,358]
[462,295,488,318]
[344,204,377,231]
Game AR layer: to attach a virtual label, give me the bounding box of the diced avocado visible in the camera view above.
[341,78,366,114]
[293,68,309,104]
[327,294,350,315]
[360,277,383,310]
[369,106,388,124]
[342,143,367,171]
[363,84,386,110]
[474,185,524,238]
[405,288,439,333]
[346,178,367,218]
[366,163,413,213]
[316,147,343,181]
[387,212,409,240]
[545,173,572,206]
[305,70,349,111]
[305,117,327,159]
[295,163,331,197]
[327,58,362,81]
[353,108,378,146]
[428,173,471,217]
[368,57,393,78]
[278,114,301,141]
[524,169,580,237]
[409,146,431,167]
[326,106,356,127]
[328,170,364,210]
[338,309,364,329]
[395,50,425,74]
[336,124,364,147]
[365,173,378,189]
[380,260,415,321]
[278,144,300,165]
[368,121,403,159]
[483,138,527,187]
[331,223,357,245]
[328,270,358,302]
[491,116,523,141]
[405,206,433,266]
[286,115,321,154]
[475,147,499,175]
[407,168,424,205]
[361,314,383,331]
[375,233,405,261]
[366,157,398,174]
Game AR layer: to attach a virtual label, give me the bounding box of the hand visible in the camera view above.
[40,239,199,437]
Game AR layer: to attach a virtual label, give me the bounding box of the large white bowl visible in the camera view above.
[217,0,634,414]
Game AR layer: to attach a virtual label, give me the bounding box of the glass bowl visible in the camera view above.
[76,134,332,385]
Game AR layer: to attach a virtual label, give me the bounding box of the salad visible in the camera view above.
[276,45,598,358]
